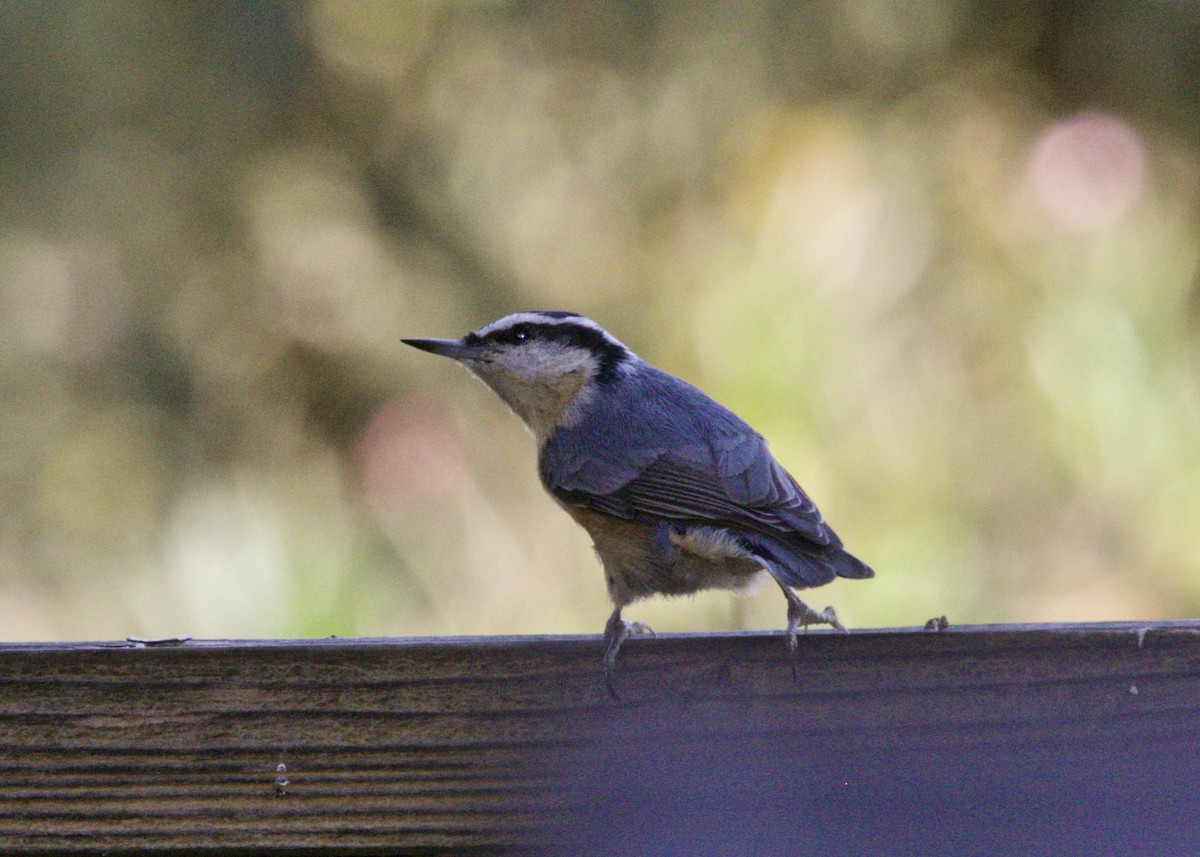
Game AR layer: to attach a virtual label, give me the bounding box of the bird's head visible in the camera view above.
[403,311,634,442]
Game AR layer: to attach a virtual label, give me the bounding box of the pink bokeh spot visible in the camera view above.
[356,398,467,519]
[1027,111,1145,232]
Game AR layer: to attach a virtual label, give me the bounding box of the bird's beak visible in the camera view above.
[401,337,485,361]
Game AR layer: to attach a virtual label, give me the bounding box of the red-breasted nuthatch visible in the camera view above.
[403,312,873,687]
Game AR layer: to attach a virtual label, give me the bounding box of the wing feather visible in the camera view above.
[540,365,837,549]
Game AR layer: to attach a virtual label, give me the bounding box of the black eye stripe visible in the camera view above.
[478,322,536,346]
[467,320,628,382]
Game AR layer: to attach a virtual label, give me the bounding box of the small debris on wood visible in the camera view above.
[125,635,193,647]
[923,616,950,632]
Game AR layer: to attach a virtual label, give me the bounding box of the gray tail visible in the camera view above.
[744,535,874,589]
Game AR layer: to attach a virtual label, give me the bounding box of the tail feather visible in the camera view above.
[830,549,874,580]
[743,533,874,589]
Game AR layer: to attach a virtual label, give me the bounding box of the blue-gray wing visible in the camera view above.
[539,365,837,548]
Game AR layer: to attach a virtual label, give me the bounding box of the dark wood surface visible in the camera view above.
[1,621,1199,855]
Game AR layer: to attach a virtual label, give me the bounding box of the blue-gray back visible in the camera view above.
[538,363,838,550]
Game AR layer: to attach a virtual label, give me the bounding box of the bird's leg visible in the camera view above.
[602,606,654,699]
[779,584,846,681]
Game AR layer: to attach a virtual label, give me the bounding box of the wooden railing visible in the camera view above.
[2,621,1198,854]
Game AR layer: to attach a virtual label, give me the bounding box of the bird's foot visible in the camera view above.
[786,598,846,638]
[782,592,847,681]
[603,611,654,700]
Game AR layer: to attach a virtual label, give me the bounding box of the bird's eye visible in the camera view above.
[512,324,530,342]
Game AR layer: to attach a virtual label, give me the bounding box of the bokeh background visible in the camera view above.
[1,2,1198,641]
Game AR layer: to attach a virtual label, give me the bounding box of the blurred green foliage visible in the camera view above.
[0,2,1198,640]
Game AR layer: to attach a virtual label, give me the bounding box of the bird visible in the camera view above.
[402,311,872,689]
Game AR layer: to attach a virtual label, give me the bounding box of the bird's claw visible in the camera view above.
[603,615,654,700]
[603,618,654,668]
[816,605,847,633]
[784,594,847,682]
[787,601,846,635]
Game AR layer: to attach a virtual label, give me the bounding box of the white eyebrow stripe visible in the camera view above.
[473,312,621,346]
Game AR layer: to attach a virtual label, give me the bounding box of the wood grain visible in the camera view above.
[0,621,1198,854]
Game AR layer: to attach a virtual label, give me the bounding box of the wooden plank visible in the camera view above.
[0,621,1198,854]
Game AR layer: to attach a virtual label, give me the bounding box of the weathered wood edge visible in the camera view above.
[3,616,1195,652]
[0,620,1198,856]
